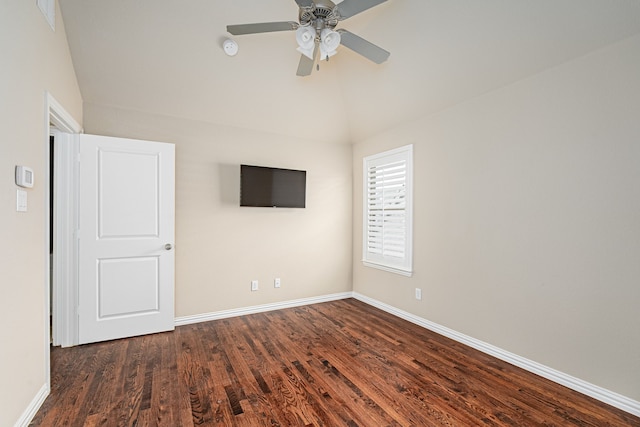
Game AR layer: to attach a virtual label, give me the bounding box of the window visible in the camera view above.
[362,144,413,276]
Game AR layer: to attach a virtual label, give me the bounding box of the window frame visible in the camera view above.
[362,144,413,276]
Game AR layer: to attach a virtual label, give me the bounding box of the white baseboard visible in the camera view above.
[174,292,353,326]
[352,292,640,418]
[14,383,49,427]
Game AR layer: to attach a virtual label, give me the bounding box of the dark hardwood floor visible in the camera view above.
[31,298,639,426]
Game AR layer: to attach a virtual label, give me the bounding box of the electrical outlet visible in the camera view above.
[415,288,422,300]
[274,278,281,288]
[251,280,259,291]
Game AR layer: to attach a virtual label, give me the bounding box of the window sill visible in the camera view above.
[362,261,413,277]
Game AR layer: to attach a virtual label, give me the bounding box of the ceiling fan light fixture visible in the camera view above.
[321,28,340,49]
[297,45,315,60]
[320,28,340,60]
[319,46,337,60]
[296,26,316,47]
[296,25,317,59]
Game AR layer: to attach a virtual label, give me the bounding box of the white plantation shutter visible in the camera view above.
[367,160,406,257]
[363,145,413,276]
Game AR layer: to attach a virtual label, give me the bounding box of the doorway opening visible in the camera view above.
[49,134,54,343]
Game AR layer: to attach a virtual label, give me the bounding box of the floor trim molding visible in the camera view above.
[174,292,353,326]
[352,292,640,418]
[14,383,48,427]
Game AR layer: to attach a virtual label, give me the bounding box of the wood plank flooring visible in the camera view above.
[31,299,639,426]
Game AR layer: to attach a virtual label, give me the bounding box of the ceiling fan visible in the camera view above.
[226,0,390,76]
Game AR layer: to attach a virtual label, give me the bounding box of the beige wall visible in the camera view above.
[0,1,82,425]
[82,104,353,317]
[353,34,640,401]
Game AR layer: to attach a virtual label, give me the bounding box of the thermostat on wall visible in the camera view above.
[15,166,34,188]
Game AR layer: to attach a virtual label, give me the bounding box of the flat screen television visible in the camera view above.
[240,164,306,208]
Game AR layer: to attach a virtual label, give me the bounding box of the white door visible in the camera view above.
[78,134,175,344]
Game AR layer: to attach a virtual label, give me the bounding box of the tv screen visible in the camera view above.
[240,164,306,208]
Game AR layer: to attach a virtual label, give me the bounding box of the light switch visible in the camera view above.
[17,189,27,212]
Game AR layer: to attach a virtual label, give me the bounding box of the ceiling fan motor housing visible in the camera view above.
[299,0,340,29]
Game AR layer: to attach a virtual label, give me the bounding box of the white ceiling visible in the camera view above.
[59,0,640,144]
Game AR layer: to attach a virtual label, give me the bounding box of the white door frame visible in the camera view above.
[50,130,80,347]
[45,92,82,370]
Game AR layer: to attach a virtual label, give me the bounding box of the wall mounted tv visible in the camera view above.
[240,164,306,208]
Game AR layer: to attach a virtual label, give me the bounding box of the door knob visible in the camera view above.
[165,243,173,250]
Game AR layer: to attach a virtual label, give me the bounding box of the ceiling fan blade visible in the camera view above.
[296,54,314,77]
[227,21,298,35]
[295,0,314,8]
[296,41,319,76]
[336,0,387,19]
[337,29,390,64]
